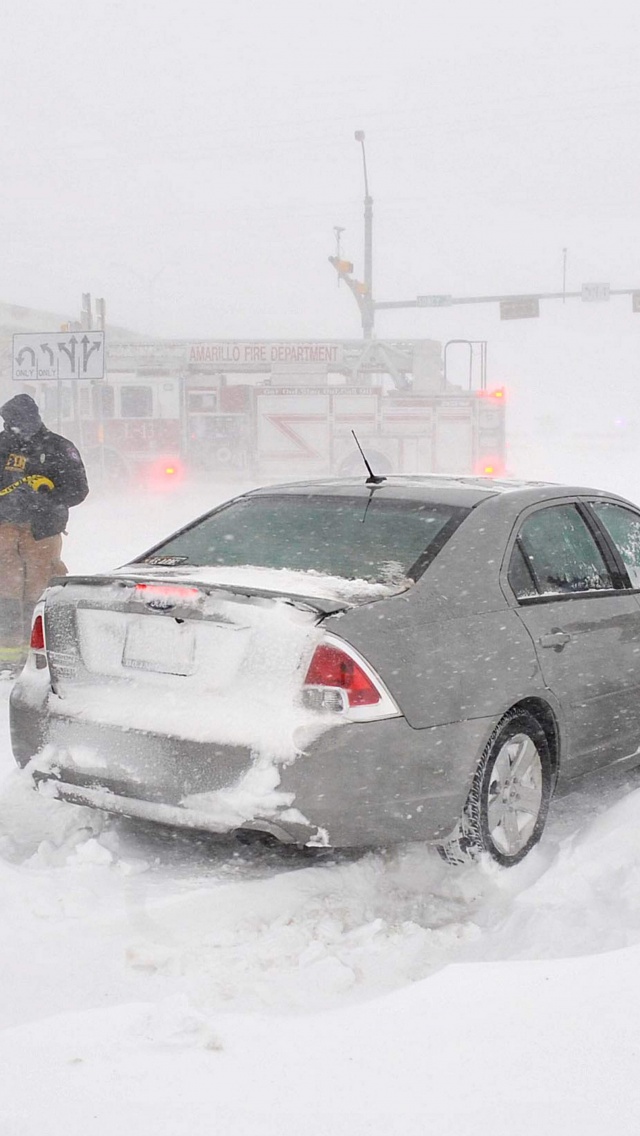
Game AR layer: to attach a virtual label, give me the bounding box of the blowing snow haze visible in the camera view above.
[1,0,639,476]
[5,5,640,1134]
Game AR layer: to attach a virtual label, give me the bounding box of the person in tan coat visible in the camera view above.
[0,394,88,672]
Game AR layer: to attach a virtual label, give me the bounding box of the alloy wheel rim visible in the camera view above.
[486,732,544,857]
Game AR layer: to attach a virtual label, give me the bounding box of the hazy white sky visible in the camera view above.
[2,0,640,460]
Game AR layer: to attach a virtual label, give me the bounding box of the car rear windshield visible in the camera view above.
[139,495,470,584]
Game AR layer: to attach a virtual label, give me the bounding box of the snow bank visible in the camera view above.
[4,485,640,1133]
[0,761,105,866]
[2,948,640,1136]
[4,667,640,1134]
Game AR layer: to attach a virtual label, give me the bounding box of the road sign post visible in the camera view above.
[12,330,105,382]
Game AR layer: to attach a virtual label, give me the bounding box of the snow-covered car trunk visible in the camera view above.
[11,566,403,842]
[43,575,333,751]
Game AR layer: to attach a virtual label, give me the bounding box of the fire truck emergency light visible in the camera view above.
[475,457,505,477]
[476,387,506,400]
[144,457,186,493]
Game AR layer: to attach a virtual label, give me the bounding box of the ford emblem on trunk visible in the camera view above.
[145,596,176,611]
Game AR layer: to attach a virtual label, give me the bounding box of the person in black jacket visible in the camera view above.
[0,393,88,671]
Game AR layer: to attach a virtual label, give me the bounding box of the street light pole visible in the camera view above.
[333,226,345,286]
[355,130,374,338]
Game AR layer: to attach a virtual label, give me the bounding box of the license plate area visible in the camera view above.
[122,615,196,676]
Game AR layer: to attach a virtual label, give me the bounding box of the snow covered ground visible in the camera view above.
[3,474,640,1134]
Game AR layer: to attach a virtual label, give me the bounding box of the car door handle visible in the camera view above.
[538,630,571,650]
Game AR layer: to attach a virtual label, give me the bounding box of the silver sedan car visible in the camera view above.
[10,475,640,866]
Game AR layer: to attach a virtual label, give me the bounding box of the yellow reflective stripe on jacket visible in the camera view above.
[0,475,54,496]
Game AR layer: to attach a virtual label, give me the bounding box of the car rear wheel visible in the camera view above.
[438,708,552,867]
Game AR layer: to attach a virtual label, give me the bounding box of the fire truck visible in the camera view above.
[21,338,506,486]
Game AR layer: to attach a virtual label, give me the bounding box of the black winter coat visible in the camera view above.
[0,426,89,539]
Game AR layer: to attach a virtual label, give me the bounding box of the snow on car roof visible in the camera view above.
[244,474,621,509]
[244,474,556,507]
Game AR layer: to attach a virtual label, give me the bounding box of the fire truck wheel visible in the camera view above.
[85,447,130,487]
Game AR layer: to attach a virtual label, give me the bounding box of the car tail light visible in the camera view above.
[135,583,200,602]
[28,607,51,673]
[306,644,379,707]
[30,614,45,651]
[302,634,400,722]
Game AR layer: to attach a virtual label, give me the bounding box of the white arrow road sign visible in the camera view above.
[12,331,105,381]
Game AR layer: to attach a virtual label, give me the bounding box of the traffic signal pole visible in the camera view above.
[355,131,374,338]
[363,194,374,337]
[329,130,375,336]
[331,137,640,332]
[375,287,640,313]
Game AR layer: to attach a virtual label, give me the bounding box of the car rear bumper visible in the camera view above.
[37,779,305,843]
[10,675,493,848]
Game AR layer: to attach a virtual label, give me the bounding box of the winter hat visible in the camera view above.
[0,394,43,438]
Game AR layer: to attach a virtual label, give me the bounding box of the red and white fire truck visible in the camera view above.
[23,338,506,487]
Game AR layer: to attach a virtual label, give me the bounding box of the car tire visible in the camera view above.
[438,708,552,867]
[85,447,130,489]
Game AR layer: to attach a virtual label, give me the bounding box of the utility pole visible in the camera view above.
[355,130,374,338]
[95,297,106,331]
[81,292,92,330]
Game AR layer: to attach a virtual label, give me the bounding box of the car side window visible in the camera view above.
[511,504,613,598]
[507,541,538,598]
[591,502,640,588]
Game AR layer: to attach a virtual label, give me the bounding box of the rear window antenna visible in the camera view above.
[351,430,387,485]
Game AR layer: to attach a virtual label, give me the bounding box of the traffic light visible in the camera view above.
[329,255,354,276]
